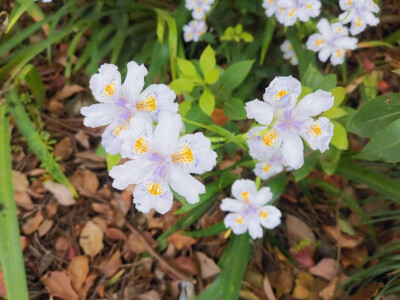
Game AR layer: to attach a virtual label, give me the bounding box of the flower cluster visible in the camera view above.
[281,40,298,65]
[81,62,217,214]
[183,0,214,42]
[246,76,334,176]
[339,0,380,35]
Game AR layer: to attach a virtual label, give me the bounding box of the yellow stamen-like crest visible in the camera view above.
[146,182,163,196]
[259,211,268,219]
[103,83,117,97]
[134,137,149,154]
[136,95,157,113]
[241,192,250,204]
[262,163,271,173]
[171,145,194,165]
[309,123,322,138]
[262,130,279,148]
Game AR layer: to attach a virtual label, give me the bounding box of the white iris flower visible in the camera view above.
[81,62,178,155]
[276,0,321,26]
[281,40,298,65]
[183,20,207,42]
[339,0,380,35]
[306,19,358,66]
[109,113,217,214]
[254,152,286,180]
[246,76,334,170]
[221,179,282,239]
[262,0,280,17]
[185,0,214,20]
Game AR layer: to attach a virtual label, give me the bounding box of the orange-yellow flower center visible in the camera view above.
[134,137,149,154]
[262,163,271,173]
[262,129,279,148]
[136,95,157,113]
[275,89,289,99]
[241,192,250,204]
[288,9,296,17]
[103,83,117,97]
[146,182,163,196]
[310,123,322,138]
[316,39,325,46]
[236,216,244,224]
[171,145,194,165]
[259,211,268,219]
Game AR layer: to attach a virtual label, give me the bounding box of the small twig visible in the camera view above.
[126,223,195,283]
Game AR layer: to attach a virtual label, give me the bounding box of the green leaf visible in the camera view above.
[223,98,246,120]
[319,146,341,176]
[6,0,33,33]
[205,68,220,85]
[177,58,198,79]
[302,65,337,92]
[354,119,400,163]
[219,60,254,93]
[235,24,243,34]
[106,153,121,172]
[19,64,45,109]
[330,86,346,107]
[393,69,400,75]
[335,159,400,202]
[293,152,318,182]
[299,86,313,100]
[260,18,275,65]
[348,94,400,138]
[156,14,165,44]
[6,89,77,197]
[169,78,194,94]
[240,32,254,43]
[199,89,215,116]
[323,107,347,119]
[184,222,226,238]
[184,103,212,133]
[178,100,192,117]
[0,103,29,300]
[200,45,216,77]
[331,121,348,150]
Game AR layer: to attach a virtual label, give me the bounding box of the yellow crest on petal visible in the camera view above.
[262,129,279,148]
[241,192,250,204]
[146,181,163,196]
[259,210,268,219]
[103,83,117,97]
[171,145,194,165]
[236,216,244,224]
[136,95,157,113]
[134,137,149,154]
[309,123,322,138]
[262,163,271,173]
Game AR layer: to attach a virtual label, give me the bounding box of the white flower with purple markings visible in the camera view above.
[185,0,214,20]
[281,40,298,65]
[276,0,321,26]
[339,0,380,35]
[183,20,208,42]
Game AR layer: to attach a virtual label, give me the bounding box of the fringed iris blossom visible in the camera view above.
[185,0,214,20]
[221,179,282,239]
[253,152,286,180]
[109,113,217,214]
[339,0,380,35]
[262,0,280,17]
[276,0,321,27]
[81,62,178,155]
[246,76,334,169]
[183,20,208,42]
[281,40,298,65]
[306,19,358,66]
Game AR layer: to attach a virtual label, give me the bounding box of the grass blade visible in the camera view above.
[0,103,29,300]
[6,89,77,197]
[260,17,275,65]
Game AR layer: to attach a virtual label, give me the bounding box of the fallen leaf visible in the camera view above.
[74,130,90,149]
[46,202,59,218]
[12,170,29,193]
[309,258,339,281]
[292,272,314,299]
[44,181,76,206]
[20,236,29,251]
[195,252,221,279]
[22,211,44,235]
[263,274,277,300]
[347,282,384,300]
[167,232,197,250]
[137,290,162,300]
[50,84,84,103]
[38,219,54,237]
[286,214,315,245]
[41,271,79,300]
[340,246,368,268]
[323,226,363,248]
[319,275,347,300]
[101,250,121,277]
[105,227,127,241]
[211,108,229,126]
[126,233,146,255]
[291,248,315,269]
[79,220,104,257]
[54,137,73,160]
[169,256,198,277]
[70,169,99,194]
[14,192,34,210]
[68,255,89,291]
[268,265,293,298]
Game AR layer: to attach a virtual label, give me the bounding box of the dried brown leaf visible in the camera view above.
[12,170,29,193]
[38,219,54,237]
[68,255,89,291]
[347,282,384,300]
[14,192,34,210]
[309,258,339,281]
[79,220,104,257]
[70,169,99,194]
[54,137,73,160]
[263,274,277,300]
[195,252,221,279]
[41,271,78,300]
[166,232,197,250]
[22,211,43,235]
[323,226,363,248]
[44,181,76,206]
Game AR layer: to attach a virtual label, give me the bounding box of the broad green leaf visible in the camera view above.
[0,103,29,300]
[360,71,379,103]
[299,86,313,100]
[199,89,215,116]
[348,93,400,138]
[235,24,243,34]
[355,119,400,163]
[177,58,198,78]
[330,86,346,107]
[319,146,341,176]
[200,45,216,76]
[336,159,400,202]
[169,78,194,94]
[223,98,246,120]
[240,32,254,42]
[178,100,192,117]
[293,152,318,182]
[184,103,212,133]
[267,173,287,202]
[184,222,226,238]
[6,89,77,197]
[156,14,165,44]
[260,18,275,65]
[219,60,254,93]
[323,107,347,119]
[303,65,337,92]
[6,0,33,33]
[205,68,220,84]
[331,121,348,150]
[19,64,45,108]
[106,153,121,172]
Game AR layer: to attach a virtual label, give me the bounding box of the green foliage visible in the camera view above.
[220,24,254,43]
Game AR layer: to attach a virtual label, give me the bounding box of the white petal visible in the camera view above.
[109,159,156,190]
[337,37,358,50]
[81,103,123,128]
[318,48,332,62]
[258,205,282,229]
[121,61,148,103]
[171,132,217,174]
[281,130,304,169]
[231,179,257,203]
[245,100,274,126]
[251,187,273,207]
[339,0,350,9]
[306,34,325,52]
[101,120,131,155]
[154,112,182,155]
[120,116,154,159]
[136,84,178,121]
[167,167,205,204]
[316,18,332,36]
[247,218,263,239]
[263,76,301,109]
[133,180,173,214]
[89,64,121,103]
[294,90,334,118]
[350,20,366,35]
[254,159,284,180]
[330,48,346,66]
[364,12,379,26]
[224,213,248,235]
[220,198,244,212]
[247,126,283,160]
[300,116,334,152]
[332,22,349,36]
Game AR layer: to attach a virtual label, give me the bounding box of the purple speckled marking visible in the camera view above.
[148,152,164,162]
[244,204,258,216]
